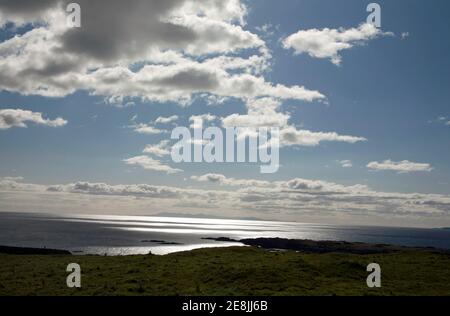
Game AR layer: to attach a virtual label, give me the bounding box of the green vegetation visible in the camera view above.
[1,246,449,296]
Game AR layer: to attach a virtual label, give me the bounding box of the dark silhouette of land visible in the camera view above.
[202,237,446,254]
[0,245,71,255]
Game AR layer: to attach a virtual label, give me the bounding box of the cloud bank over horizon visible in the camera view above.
[0,175,449,227]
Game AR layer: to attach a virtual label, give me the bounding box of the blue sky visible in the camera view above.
[0,0,449,227]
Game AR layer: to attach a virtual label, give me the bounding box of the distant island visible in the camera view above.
[141,240,183,245]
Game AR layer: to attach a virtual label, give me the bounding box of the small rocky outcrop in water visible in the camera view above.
[202,237,239,242]
[141,240,183,245]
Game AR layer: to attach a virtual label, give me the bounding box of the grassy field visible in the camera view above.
[1,246,450,296]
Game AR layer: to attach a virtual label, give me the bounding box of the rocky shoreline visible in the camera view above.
[2,237,448,256]
[203,237,447,254]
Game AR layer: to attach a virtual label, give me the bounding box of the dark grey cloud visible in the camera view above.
[19,58,80,77]
[0,0,59,15]
[155,68,220,91]
[59,0,197,62]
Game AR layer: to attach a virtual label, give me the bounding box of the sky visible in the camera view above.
[0,0,449,227]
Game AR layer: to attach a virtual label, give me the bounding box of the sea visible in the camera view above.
[0,212,449,255]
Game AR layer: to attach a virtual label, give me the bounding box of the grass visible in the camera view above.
[1,246,450,296]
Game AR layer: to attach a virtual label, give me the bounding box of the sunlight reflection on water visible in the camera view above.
[2,212,450,256]
[81,243,244,256]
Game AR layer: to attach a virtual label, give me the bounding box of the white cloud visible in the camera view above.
[191,173,271,187]
[123,155,182,174]
[255,23,277,38]
[367,160,433,173]
[155,115,179,124]
[401,32,410,39]
[339,160,353,168]
[221,98,366,148]
[0,176,43,191]
[281,177,368,194]
[432,116,450,126]
[189,113,217,128]
[130,123,164,135]
[0,108,67,129]
[283,23,393,65]
[222,98,288,128]
[279,126,366,147]
[222,112,289,128]
[47,181,184,199]
[143,140,172,157]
